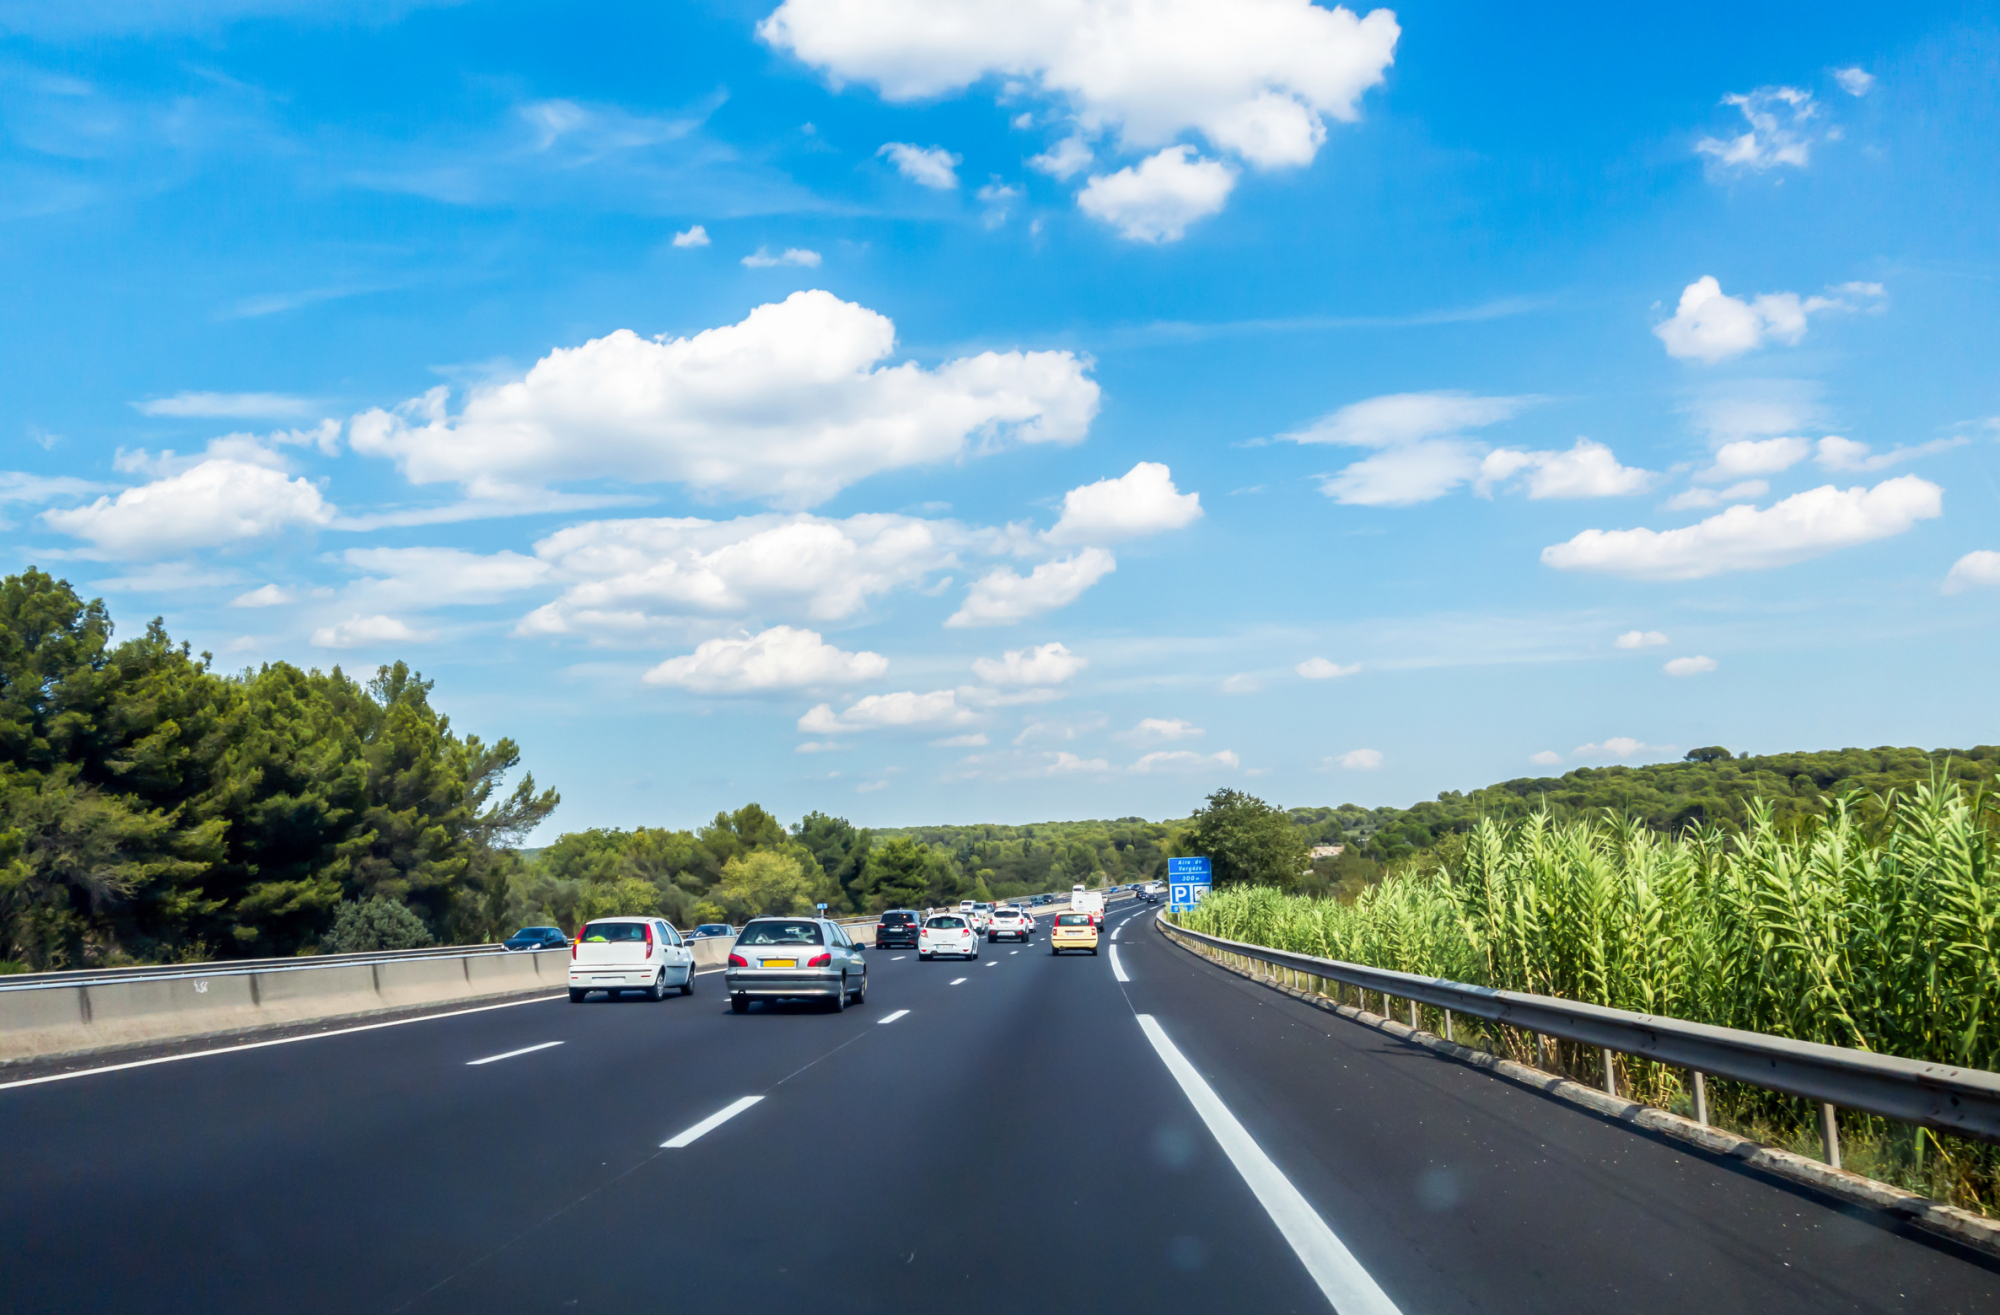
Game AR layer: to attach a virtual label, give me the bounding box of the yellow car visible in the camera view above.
[1050,912,1100,955]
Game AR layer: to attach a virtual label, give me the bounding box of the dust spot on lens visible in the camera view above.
[1152,1125,1196,1169]
[1418,1166,1460,1212]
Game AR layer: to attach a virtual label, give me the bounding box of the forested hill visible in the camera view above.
[1288,745,2000,864]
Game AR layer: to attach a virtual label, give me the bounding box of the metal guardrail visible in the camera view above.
[0,942,512,993]
[1160,918,2000,1157]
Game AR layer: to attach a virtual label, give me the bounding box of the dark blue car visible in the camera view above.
[503,926,569,951]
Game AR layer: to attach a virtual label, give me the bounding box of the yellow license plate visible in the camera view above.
[762,959,796,968]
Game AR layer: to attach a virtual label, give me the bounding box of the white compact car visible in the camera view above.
[987,907,1033,942]
[568,917,696,1002]
[919,914,980,960]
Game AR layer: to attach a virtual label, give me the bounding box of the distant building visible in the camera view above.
[1308,844,1344,860]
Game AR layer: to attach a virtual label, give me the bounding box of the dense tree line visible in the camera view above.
[0,570,556,969]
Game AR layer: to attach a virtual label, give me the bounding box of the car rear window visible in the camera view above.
[926,916,967,929]
[881,912,916,924]
[580,922,648,942]
[1057,913,1092,926]
[738,920,824,946]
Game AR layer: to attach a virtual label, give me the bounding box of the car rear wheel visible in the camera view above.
[829,980,846,1013]
[731,996,749,1014]
[650,971,669,1002]
[680,966,695,996]
[569,988,586,1002]
[852,974,866,1004]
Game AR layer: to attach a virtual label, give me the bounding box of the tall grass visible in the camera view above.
[1178,778,2000,1212]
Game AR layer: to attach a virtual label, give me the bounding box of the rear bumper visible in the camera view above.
[1051,937,1098,950]
[569,968,659,988]
[726,969,844,997]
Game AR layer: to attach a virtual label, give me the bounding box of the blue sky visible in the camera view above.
[4,0,1997,837]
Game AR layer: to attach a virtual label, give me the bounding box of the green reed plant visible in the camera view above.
[1175,776,2000,1212]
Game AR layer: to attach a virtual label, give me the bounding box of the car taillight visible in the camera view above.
[808,952,831,968]
[571,933,581,959]
[728,952,747,968]
[643,923,654,952]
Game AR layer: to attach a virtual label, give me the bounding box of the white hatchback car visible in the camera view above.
[919,914,980,960]
[987,907,1033,942]
[568,916,696,1002]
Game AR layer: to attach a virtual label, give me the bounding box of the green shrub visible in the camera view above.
[323,896,435,953]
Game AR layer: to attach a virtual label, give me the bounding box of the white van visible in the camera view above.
[568,917,695,1002]
[1069,884,1105,927]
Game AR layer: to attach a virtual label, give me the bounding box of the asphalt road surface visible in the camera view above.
[5,903,1997,1313]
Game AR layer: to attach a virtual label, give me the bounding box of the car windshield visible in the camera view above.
[738,920,824,946]
[696,925,733,936]
[579,922,648,942]
[509,928,552,938]
[1058,913,1091,926]
[926,916,966,929]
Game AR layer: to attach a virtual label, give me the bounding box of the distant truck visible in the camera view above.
[1069,884,1105,928]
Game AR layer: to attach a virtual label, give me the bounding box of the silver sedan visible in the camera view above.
[725,916,868,1014]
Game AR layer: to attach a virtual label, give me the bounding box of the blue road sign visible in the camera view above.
[1168,857,1211,914]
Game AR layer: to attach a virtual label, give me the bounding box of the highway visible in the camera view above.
[4,902,1997,1313]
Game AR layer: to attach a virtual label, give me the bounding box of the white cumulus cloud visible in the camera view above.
[878,141,961,188]
[1131,748,1240,773]
[972,641,1087,686]
[1333,748,1383,769]
[1614,630,1668,649]
[759,0,1400,184]
[1029,135,1093,179]
[350,291,1099,509]
[742,246,822,267]
[1666,480,1768,511]
[1697,436,1812,481]
[1287,391,1534,506]
[1475,439,1654,499]
[1296,657,1359,679]
[1046,461,1202,544]
[1076,145,1237,242]
[1664,655,1718,676]
[42,459,333,557]
[798,688,977,733]
[1696,87,1818,171]
[133,391,316,420]
[231,584,294,608]
[1813,435,1966,473]
[519,511,982,639]
[1833,67,1875,97]
[1543,476,1941,581]
[1944,551,2000,595]
[947,547,1116,627]
[311,614,432,650]
[672,225,711,247]
[341,547,551,607]
[1655,276,1879,364]
[1118,717,1203,744]
[1573,736,1666,761]
[644,625,888,693]
[1529,750,1563,766]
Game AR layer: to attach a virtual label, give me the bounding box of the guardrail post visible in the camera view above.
[1602,1048,1618,1098]
[1820,1102,1842,1169]
[1691,1071,1708,1126]
[1533,1031,1545,1069]
[1408,998,1419,1030]
[1442,1009,1454,1042]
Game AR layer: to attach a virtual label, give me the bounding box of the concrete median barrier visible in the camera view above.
[0,948,573,1065]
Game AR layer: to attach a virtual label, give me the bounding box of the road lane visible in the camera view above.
[1117,910,2000,1313]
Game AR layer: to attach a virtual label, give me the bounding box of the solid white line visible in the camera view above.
[0,992,566,1093]
[1110,945,1130,982]
[662,1095,764,1148]
[1112,925,1122,940]
[466,1040,563,1066]
[1135,1015,1401,1315]
[877,1009,909,1025]
[950,977,968,985]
